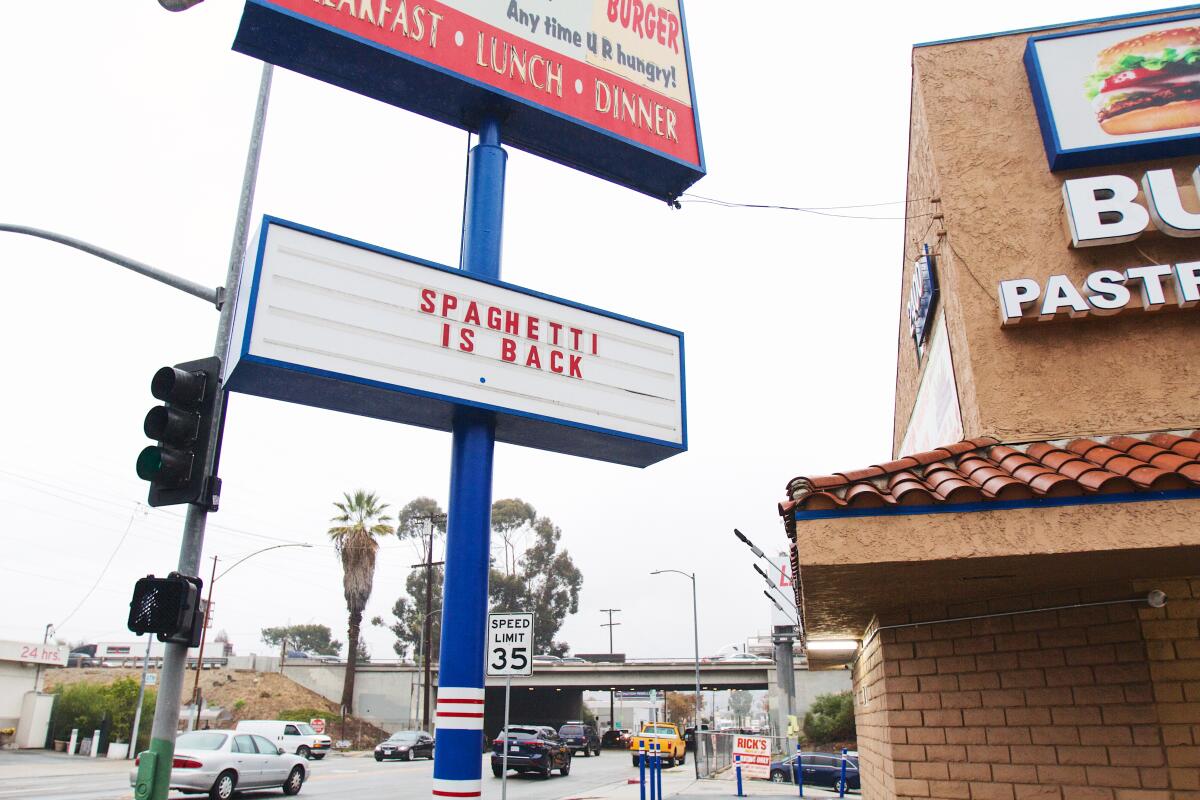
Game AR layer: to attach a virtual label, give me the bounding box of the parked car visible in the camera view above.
[491,725,572,778]
[768,752,860,792]
[601,729,631,749]
[532,654,563,665]
[235,720,332,760]
[374,730,434,761]
[558,656,589,664]
[558,722,601,756]
[130,730,306,800]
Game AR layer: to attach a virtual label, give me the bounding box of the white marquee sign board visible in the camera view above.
[225,218,686,467]
[487,612,534,677]
[732,735,770,779]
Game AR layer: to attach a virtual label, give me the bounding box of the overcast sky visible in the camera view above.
[0,1,1179,662]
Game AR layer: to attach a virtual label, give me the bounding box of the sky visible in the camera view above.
[0,0,1182,663]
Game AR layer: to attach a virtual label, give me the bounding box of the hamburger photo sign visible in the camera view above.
[1027,13,1200,169]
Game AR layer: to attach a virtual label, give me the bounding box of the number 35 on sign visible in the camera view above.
[487,612,534,677]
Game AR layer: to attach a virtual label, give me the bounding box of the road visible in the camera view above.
[0,748,647,800]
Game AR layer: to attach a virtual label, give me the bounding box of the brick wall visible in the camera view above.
[849,578,1200,800]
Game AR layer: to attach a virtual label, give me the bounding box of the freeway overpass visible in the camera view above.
[283,659,851,734]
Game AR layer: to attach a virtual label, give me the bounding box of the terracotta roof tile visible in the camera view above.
[781,430,1200,518]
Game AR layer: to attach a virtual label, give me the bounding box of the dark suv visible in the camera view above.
[558,722,601,757]
[491,725,572,778]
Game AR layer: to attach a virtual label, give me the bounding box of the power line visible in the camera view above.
[54,504,145,634]
[679,193,935,220]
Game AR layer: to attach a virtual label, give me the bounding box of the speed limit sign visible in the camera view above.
[487,612,534,677]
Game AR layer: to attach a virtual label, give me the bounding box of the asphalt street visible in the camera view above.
[0,748,648,800]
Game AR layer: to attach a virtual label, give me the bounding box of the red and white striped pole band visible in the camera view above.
[432,777,482,798]
[434,686,485,730]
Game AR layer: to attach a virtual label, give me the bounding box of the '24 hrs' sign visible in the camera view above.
[487,612,534,677]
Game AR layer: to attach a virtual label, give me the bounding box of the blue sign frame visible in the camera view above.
[224,217,688,469]
[1026,11,1200,170]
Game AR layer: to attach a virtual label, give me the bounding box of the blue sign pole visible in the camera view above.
[430,117,507,800]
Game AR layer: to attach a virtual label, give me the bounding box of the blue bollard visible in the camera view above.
[735,755,744,798]
[796,745,804,797]
[656,744,663,800]
[640,750,646,800]
[839,748,848,798]
[649,746,657,800]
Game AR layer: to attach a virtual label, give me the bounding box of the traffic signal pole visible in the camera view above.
[136,62,273,800]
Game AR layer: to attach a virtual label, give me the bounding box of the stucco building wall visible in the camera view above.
[894,9,1200,453]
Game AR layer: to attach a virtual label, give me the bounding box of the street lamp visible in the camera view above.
[650,569,703,779]
[190,543,314,728]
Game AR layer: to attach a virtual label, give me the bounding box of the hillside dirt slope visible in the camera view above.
[45,668,388,748]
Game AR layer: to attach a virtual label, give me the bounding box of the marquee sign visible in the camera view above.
[232,0,705,201]
[224,218,687,467]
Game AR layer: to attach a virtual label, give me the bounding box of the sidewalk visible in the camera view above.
[599,772,849,799]
[0,749,134,780]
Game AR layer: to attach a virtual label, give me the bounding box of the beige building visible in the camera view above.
[781,7,1200,800]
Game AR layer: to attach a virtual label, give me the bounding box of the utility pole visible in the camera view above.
[189,556,219,731]
[601,609,621,730]
[411,516,444,731]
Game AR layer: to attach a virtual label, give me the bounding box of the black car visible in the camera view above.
[491,725,572,778]
[601,728,631,749]
[375,730,434,761]
[683,725,709,752]
[558,722,601,757]
[769,753,860,792]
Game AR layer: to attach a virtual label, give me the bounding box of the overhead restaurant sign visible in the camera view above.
[1026,13,1200,170]
[997,166,1200,326]
[232,0,705,201]
[0,641,69,666]
[224,218,687,468]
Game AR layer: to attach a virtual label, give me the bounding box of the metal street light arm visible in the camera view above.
[215,543,313,582]
[0,224,222,307]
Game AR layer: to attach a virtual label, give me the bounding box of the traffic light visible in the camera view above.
[136,357,222,509]
[127,572,204,646]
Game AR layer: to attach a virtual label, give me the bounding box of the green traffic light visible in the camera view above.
[136,446,164,481]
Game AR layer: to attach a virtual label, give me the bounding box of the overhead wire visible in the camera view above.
[678,192,936,220]
[53,504,145,634]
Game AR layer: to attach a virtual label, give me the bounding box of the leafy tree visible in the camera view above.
[803,692,855,744]
[490,498,536,575]
[665,692,703,725]
[379,497,582,658]
[376,565,443,661]
[489,510,582,655]
[328,490,394,714]
[260,625,343,656]
[728,690,753,728]
[52,678,157,751]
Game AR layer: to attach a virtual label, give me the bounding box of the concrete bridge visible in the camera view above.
[283,660,851,735]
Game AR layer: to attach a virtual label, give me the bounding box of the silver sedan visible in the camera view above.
[130,730,307,799]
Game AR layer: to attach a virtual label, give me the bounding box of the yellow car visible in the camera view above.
[629,723,687,767]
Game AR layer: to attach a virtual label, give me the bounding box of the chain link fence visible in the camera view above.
[697,731,799,778]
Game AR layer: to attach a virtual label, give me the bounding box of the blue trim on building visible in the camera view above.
[791,487,1200,522]
[914,4,1200,48]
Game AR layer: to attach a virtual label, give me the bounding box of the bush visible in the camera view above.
[278,708,339,724]
[802,691,855,744]
[53,678,157,751]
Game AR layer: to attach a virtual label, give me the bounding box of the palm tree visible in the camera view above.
[328,490,394,715]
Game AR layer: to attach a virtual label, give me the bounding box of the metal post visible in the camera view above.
[422,520,435,731]
[649,743,658,800]
[138,62,272,800]
[656,742,663,799]
[190,556,218,731]
[796,743,806,796]
[690,574,703,779]
[129,636,153,759]
[839,748,848,798]
[500,675,511,800]
[430,116,505,800]
[639,748,646,800]
[735,758,744,798]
